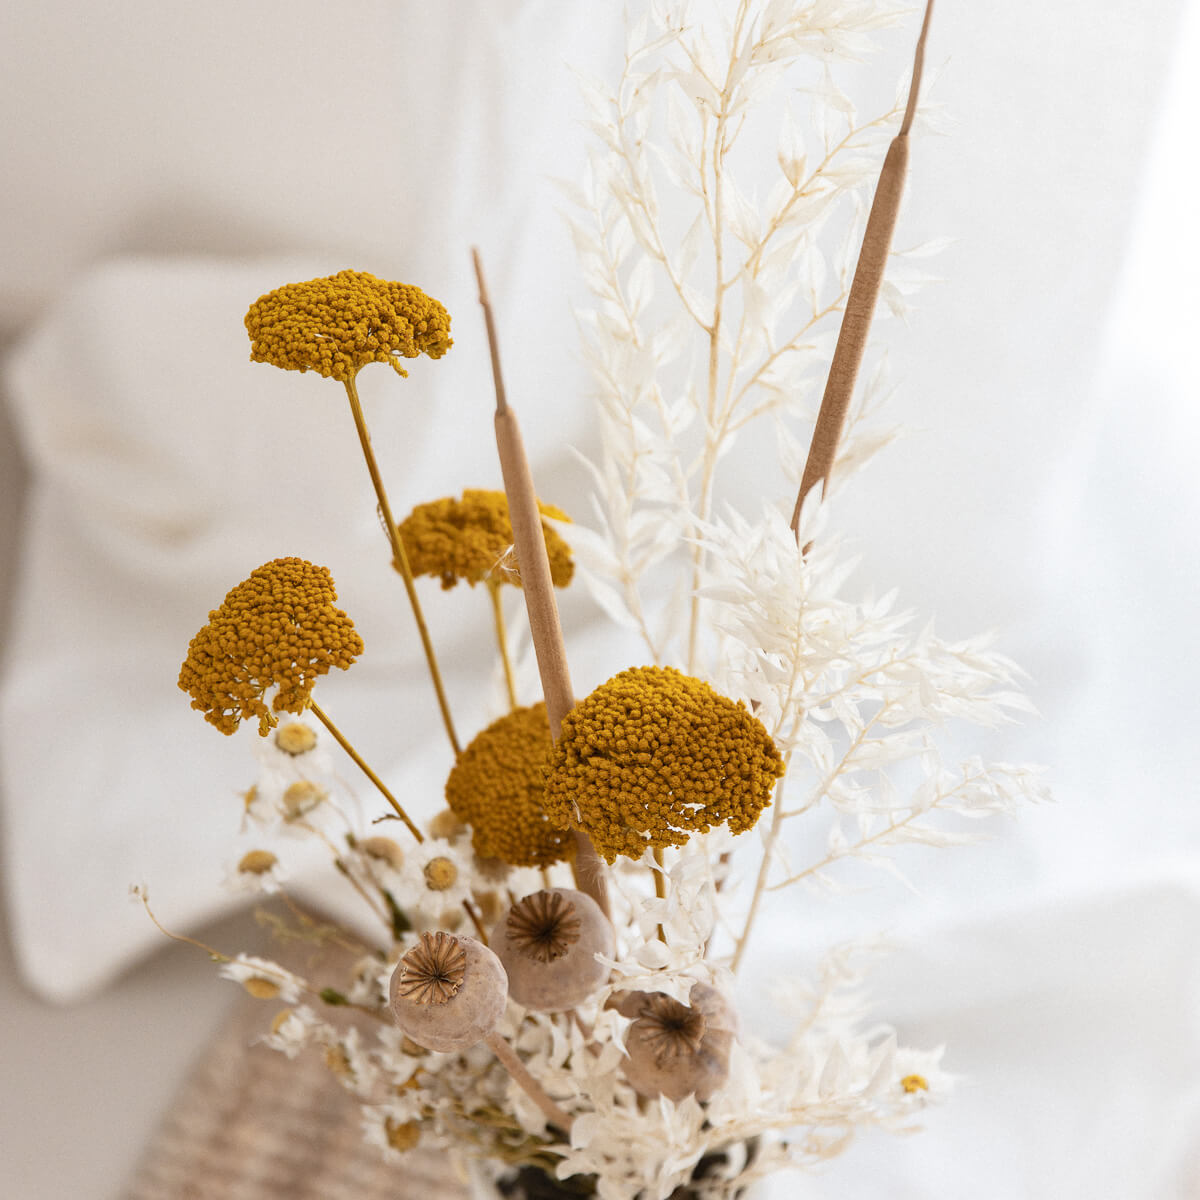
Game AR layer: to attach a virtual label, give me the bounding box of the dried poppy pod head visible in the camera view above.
[388,931,508,1053]
[616,981,738,1103]
[491,888,614,1013]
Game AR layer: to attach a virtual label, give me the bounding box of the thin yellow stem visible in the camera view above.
[488,580,519,711]
[652,846,667,944]
[342,374,461,755]
[308,700,424,843]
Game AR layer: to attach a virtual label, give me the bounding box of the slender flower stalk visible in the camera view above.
[307,699,424,842]
[342,374,462,755]
[791,0,935,535]
[485,1031,574,1132]
[487,579,519,710]
[473,248,611,918]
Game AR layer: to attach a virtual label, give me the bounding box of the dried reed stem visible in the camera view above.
[472,248,612,918]
[790,0,935,535]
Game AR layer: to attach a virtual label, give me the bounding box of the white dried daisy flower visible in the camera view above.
[218,954,307,1004]
[395,837,474,923]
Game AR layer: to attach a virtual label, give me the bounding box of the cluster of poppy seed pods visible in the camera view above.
[387,889,737,1109]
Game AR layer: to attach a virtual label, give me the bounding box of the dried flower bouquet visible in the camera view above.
[144,3,1048,1198]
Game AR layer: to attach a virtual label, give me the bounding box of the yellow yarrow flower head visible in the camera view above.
[444,702,572,868]
[178,557,363,736]
[244,270,452,382]
[397,489,573,591]
[543,666,786,863]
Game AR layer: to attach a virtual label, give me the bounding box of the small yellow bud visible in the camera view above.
[428,809,466,840]
[243,977,280,1000]
[360,836,405,870]
[283,780,326,819]
[275,722,317,755]
[422,857,458,892]
[270,1008,293,1034]
[385,1118,421,1152]
[324,1045,352,1078]
[237,850,278,875]
[901,1074,929,1094]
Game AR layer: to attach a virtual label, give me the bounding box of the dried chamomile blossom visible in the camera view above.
[178,557,363,735]
[543,666,785,863]
[444,702,572,868]
[396,837,473,920]
[223,848,285,895]
[397,489,573,591]
[244,269,452,381]
[218,954,306,1004]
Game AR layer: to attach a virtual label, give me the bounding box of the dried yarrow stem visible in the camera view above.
[245,271,461,755]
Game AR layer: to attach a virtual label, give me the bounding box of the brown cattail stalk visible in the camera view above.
[472,248,611,918]
[790,0,935,536]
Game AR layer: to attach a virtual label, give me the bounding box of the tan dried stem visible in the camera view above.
[308,700,424,842]
[342,374,461,755]
[485,1031,575,1132]
[472,247,611,918]
[790,0,935,537]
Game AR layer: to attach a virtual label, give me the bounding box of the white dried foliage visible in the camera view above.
[185,3,1048,1197]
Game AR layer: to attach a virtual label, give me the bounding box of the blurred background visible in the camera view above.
[2,1,1198,1196]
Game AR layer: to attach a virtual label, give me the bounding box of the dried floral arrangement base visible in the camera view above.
[141,4,1048,1199]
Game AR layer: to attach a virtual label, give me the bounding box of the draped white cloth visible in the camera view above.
[1,1,1197,1197]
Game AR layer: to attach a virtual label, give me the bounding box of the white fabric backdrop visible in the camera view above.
[2,2,1198,1197]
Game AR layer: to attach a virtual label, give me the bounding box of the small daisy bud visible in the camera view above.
[243,977,281,1000]
[324,1044,352,1078]
[282,780,326,819]
[389,931,508,1053]
[492,888,614,1012]
[385,1118,421,1152]
[422,856,458,892]
[428,808,467,840]
[237,850,278,876]
[361,836,405,870]
[270,1008,293,1034]
[275,722,318,755]
[473,890,505,928]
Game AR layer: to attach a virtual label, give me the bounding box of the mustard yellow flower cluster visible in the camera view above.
[244,270,452,382]
[444,702,572,868]
[543,666,785,863]
[178,557,363,735]
[397,489,574,591]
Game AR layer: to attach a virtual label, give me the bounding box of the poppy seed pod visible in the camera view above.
[617,981,737,1102]
[388,931,508,1053]
[491,888,614,1012]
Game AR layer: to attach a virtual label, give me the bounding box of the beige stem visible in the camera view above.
[790,0,935,537]
[488,580,519,711]
[342,374,461,755]
[485,1031,575,1132]
[472,248,612,919]
[308,700,424,842]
